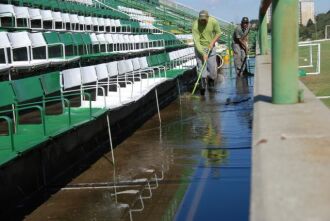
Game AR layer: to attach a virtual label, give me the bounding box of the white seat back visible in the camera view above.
[8,31,31,48]
[97,17,105,26]
[52,11,63,22]
[28,32,47,47]
[95,63,109,80]
[40,10,53,21]
[0,4,15,16]
[14,6,29,19]
[96,34,107,43]
[107,61,118,77]
[69,14,79,23]
[80,66,98,84]
[61,13,70,23]
[92,17,99,26]
[139,57,149,69]
[90,33,99,44]
[62,68,82,90]
[0,32,11,49]
[78,16,85,24]
[132,58,141,71]
[85,16,93,25]
[28,8,42,20]
[104,34,114,44]
[104,18,111,27]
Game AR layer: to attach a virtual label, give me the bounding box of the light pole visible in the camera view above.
[325,25,330,39]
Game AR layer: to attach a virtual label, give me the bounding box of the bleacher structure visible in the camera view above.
[0,0,235,219]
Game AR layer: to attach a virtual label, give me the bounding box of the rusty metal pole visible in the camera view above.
[272,0,299,104]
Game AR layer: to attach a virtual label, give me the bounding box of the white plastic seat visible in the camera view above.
[69,14,79,31]
[28,8,42,29]
[117,34,126,52]
[14,6,30,28]
[61,67,105,111]
[133,35,142,51]
[117,59,153,97]
[110,19,116,33]
[0,32,12,72]
[128,35,138,52]
[132,57,158,87]
[96,34,108,53]
[104,34,114,53]
[90,33,103,53]
[29,32,66,65]
[8,31,49,69]
[84,16,93,32]
[97,17,105,32]
[144,35,153,49]
[106,61,141,100]
[0,4,16,28]
[95,63,134,106]
[111,34,121,52]
[104,18,111,32]
[78,16,86,31]
[92,17,99,32]
[123,35,133,51]
[138,35,147,50]
[114,19,122,32]
[52,11,64,30]
[40,10,53,30]
[61,13,71,30]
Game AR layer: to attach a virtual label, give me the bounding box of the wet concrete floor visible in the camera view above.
[24,67,254,221]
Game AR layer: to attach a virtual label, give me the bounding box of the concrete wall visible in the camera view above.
[250,55,330,221]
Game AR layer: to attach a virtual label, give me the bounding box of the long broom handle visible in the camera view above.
[191,49,210,95]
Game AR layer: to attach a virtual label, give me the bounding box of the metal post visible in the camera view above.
[272,0,299,104]
[325,25,330,39]
[227,31,233,77]
[259,13,269,55]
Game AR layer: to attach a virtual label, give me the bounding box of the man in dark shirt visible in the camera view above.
[232,17,250,77]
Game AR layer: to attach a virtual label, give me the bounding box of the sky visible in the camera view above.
[175,0,330,23]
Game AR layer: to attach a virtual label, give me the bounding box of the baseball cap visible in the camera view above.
[199,10,209,20]
[241,17,249,24]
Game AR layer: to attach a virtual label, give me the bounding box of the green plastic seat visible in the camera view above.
[40,72,106,120]
[0,81,48,158]
[43,32,80,61]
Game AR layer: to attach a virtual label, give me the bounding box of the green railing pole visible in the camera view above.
[227,31,233,77]
[272,0,299,104]
[259,13,269,55]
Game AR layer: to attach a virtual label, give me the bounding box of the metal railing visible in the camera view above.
[259,0,299,104]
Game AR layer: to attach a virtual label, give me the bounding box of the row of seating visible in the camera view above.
[0,0,130,20]
[117,5,155,23]
[65,0,93,6]
[0,47,196,165]
[0,4,158,33]
[0,31,184,71]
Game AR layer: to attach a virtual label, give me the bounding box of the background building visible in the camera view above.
[299,0,315,26]
[267,0,315,26]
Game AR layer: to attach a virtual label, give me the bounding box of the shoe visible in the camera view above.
[243,71,254,76]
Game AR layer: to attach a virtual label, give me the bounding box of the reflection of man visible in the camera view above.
[232,17,251,77]
[192,10,221,95]
[236,75,249,95]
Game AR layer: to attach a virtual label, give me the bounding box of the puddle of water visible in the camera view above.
[24,63,254,221]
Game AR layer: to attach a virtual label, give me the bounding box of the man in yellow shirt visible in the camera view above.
[192,10,221,95]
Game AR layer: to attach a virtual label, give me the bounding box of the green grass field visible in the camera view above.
[299,40,330,107]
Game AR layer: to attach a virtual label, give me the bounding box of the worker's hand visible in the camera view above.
[203,54,208,62]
